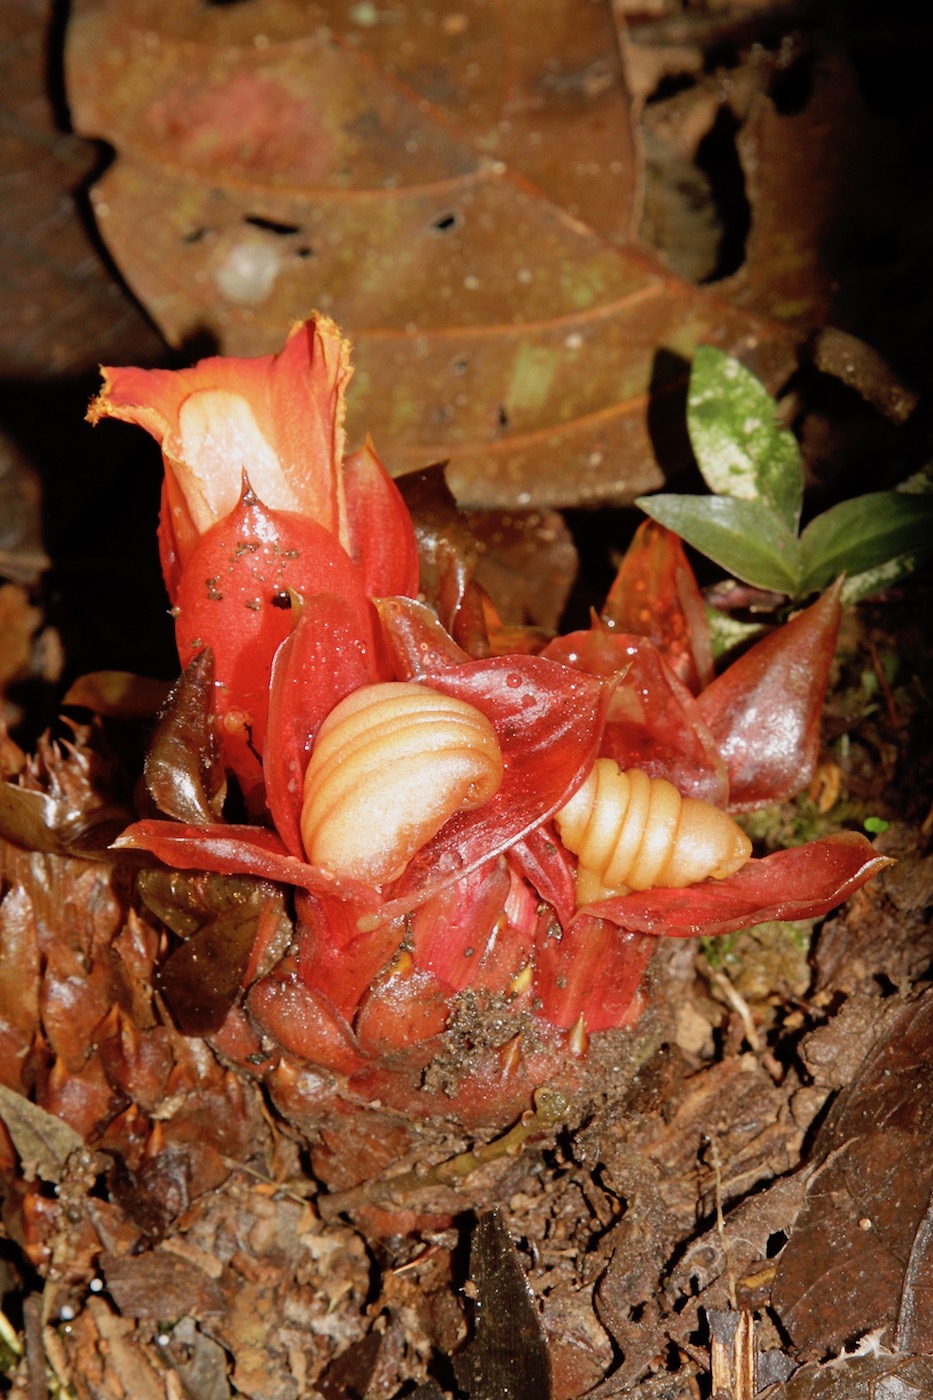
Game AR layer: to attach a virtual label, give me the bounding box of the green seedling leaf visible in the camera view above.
[687,346,804,530]
[842,553,923,606]
[705,607,768,664]
[798,491,933,594]
[642,348,929,603]
[637,494,802,594]
[0,1083,84,1183]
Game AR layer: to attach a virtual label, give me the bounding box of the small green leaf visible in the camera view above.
[636,494,802,593]
[705,607,768,663]
[842,553,922,605]
[798,491,933,594]
[864,816,890,834]
[687,347,803,530]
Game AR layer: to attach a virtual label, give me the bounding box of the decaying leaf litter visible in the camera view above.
[1,1,932,1398]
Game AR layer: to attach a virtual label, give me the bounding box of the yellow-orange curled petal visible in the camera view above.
[603,766,652,888]
[581,764,631,874]
[626,776,682,890]
[662,798,752,886]
[574,864,631,905]
[555,759,752,900]
[550,765,597,855]
[300,682,503,885]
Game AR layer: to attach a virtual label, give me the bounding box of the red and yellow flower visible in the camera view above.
[89,317,888,1105]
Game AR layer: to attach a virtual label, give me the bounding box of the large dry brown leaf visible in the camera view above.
[772,992,933,1356]
[723,53,902,331]
[773,1350,933,1400]
[65,0,799,507]
[0,0,163,376]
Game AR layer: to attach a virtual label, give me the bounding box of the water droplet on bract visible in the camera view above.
[507,673,522,688]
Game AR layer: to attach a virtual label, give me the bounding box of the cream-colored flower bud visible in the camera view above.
[301,682,504,885]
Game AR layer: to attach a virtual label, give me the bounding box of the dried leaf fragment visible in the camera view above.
[454,1210,552,1400]
[773,992,933,1355]
[0,1083,84,1183]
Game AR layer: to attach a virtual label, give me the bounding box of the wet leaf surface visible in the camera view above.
[0,777,74,854]
[772,992,933,1356]
[138,869,287,1035]
[397,467,577,647]
[156,893,268,1037]
[1,0,164,378]
[144,649,225,826]
[0,744,133,858]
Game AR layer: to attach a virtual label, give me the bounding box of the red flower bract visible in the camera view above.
[175,486,381,808]
[94,320,890,1059]
[89,316,418,810]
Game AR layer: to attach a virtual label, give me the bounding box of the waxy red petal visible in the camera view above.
[264,593,381,857]
[174,487,371,807]
[96,321,892,1046]
[585,831,890,937]
[355,961,452,1052]
[375,595,472,674]
[535,917,654,1031]
[115,654,609,929]
[410,859,512,993]
[544,629,728,804]
[603,520,714,692]
[246,973,364,1077]
[343,439,420,598]
[467,871,537,994]
[698,580,843,809]
[113,819,380,907]
[295,892,405,1019]
[508,825,577,928]
[157,479,184,603]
